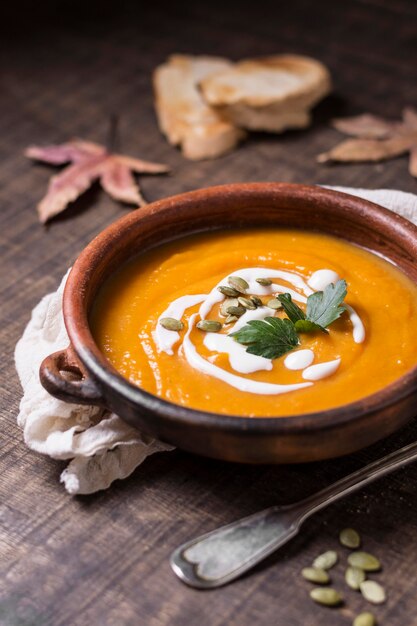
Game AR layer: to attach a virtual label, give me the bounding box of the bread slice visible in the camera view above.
[153,55,245,160]
[199,55,331,132]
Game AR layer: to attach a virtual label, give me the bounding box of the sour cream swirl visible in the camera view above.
[152,268,365,396]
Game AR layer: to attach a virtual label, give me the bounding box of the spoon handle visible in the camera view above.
[297,439,417,520]
[171,440,417,589]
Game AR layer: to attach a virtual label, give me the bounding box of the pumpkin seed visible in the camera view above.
[226,305,246,317]
[348,552,381,572]
[301,567,330,584]
[313,550,338,570]
[218,285,240,297]
[220,298,239,316]
[159,317,184,331]
[267,298,282,310]
[228,276,249,293]
[238,296,256,310]
[225,315,238,325]
[340,528,361,549]
[345,566,366,590]
[250,295,263,307]
[310,587,342,607]
[360,580,386,605]
[196,320,222,332]
[256,277,272,286]
[353,612,376,626]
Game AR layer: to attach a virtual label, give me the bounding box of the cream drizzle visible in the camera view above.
[153,267,366,395]
[345,304,365,344]
[284,349,314,371]
[203,333,272,374]
[152,294,206,355]
[302,358,341,381]
[199,267,311,319]
[228,306,271,333]
[308,269,340,291]
[184,315,312,395]
[204,307,274,373]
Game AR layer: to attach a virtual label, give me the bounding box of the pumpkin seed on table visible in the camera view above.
[250,295,263,307]
[159,317,184,331]
[310,587,343,607]
[256,277,272,286]
[227,276,249,294]
[348,551,381,572]
[237,296,256,310]
[218,285,240,297]
[301,567,330,584]
[340,528,361,549]
[267,298,282,310]
[345,566,366,590]
[196,320,222,332]
[225,315,238,325]
[360,580,386,604]
[226,305,246,317]
[313,550,338,570]
[220,298,239,316]
[353,611,376,626]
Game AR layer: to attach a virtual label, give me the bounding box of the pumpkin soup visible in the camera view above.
[91,229,417,416]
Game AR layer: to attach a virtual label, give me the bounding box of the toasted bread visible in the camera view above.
[199,55,331,132]
[153,55,245,160]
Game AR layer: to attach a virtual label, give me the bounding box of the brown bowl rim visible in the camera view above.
[63,182,417,436]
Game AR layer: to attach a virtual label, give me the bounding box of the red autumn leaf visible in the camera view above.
[317,108,417,179]
[25,139,170,223]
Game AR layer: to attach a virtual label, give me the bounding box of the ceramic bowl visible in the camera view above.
[39,183,417,463]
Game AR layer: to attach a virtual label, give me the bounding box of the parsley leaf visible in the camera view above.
[279,280,347,333]
[294,319,327,334]
[230,279,348,359]
[277,293,306,323]
[306,279,347,328]
[278,293,328,333]
[230,317,299,360]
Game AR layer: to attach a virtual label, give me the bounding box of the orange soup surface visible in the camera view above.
[91,229,417,417]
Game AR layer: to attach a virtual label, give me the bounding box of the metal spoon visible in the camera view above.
[171,439,417,589]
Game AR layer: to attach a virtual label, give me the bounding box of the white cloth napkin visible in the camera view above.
[14,187,417,495]
[15,272,173,495]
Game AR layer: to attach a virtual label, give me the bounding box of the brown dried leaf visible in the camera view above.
[403,107,417,131]
[332,114,394,139]
[409,147,417,177]
[319,108,417,178]
[318,136,411,163]
[26,139,169,222]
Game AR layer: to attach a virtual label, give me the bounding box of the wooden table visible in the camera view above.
[1,2,417,624]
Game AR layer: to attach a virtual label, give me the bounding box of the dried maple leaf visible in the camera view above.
[25,139,170,223]
[317,107,417,178]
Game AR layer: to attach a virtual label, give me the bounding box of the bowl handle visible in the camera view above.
[39,347,105,406]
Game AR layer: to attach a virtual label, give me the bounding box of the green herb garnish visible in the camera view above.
[278,293,327,334]
[277,293,306,323]
[279,280,347,333]
[305,279,347,328]
[230,317,299,359]
[294,319,326,333]
[231,279,348,359]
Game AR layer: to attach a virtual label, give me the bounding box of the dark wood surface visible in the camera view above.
[1,2,417,625]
